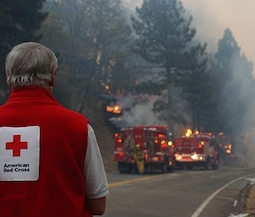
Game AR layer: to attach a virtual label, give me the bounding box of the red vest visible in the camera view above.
[0,87,91,217]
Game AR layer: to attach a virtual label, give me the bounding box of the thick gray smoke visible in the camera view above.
[109,94,166,128]
[229,57,255,167]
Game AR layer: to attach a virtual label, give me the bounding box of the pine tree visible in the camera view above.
[131,0,209,132]
[181,44,215,132]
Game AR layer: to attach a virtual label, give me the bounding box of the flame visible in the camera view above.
[225,144,232,154]
[105,85,110,91]
[185,128,192,137]
[106,105,121,114]
[218,132,224,136]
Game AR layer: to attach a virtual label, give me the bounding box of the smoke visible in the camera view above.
[109,94,166,128]
[209,38,255,168]
[181,0,255,77]
[122,0,255,77]
[121,0,142,10]
[236,127,255,168]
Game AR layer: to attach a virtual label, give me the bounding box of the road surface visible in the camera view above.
[103,167,254,217]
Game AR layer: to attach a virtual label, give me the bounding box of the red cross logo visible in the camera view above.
[6,135,28,157]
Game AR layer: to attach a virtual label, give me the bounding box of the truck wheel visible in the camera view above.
[167,160,175,172]
[167,165,174,172]
[187,165,193,170]
[212,159,220,169]
[118,162,132,173]
[161,159,168,173]
[161,162,168,173]
[205,156,212,170]
[179,164,184,170]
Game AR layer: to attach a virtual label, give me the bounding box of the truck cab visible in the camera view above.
[174,132,219,170]
[114,125,175,173]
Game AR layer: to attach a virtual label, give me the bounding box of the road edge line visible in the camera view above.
[191,175,250,217]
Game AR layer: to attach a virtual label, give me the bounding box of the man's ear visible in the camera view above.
[49,67,56,86]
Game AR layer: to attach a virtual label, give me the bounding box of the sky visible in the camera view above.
[123,0,255,76]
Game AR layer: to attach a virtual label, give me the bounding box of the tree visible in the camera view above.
[181,44,216,132]
[43,0,133,112]
[213,28,254,141]
[0,0,47,102]
[131,0,209,132]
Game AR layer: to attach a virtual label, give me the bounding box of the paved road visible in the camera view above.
[103,167,254,217]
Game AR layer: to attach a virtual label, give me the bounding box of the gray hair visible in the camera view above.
[5,42,58,88]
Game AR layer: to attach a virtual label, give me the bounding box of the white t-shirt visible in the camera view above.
[84,124,109,199]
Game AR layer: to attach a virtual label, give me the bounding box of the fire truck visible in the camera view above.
[114,125,176,174]
[174,131,220,170]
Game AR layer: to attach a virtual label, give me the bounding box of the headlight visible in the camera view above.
[175,153,182,161]
[191,153,198,160]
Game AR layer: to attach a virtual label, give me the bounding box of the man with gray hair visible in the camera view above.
[0,42,109,217]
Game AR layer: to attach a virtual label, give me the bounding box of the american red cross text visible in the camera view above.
[6,135,28,157]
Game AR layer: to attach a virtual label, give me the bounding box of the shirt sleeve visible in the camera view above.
[84,124,109,199]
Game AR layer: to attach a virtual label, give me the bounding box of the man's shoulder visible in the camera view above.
[57,106,88,122]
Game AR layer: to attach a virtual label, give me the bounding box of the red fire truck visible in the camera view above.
[114,125,176,174]
[174,131,220,170]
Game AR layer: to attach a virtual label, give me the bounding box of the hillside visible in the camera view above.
[83,100,118,172]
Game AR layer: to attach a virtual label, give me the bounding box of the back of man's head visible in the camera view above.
[5,42,58,89]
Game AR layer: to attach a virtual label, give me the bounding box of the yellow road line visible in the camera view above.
[109,174,164,187]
